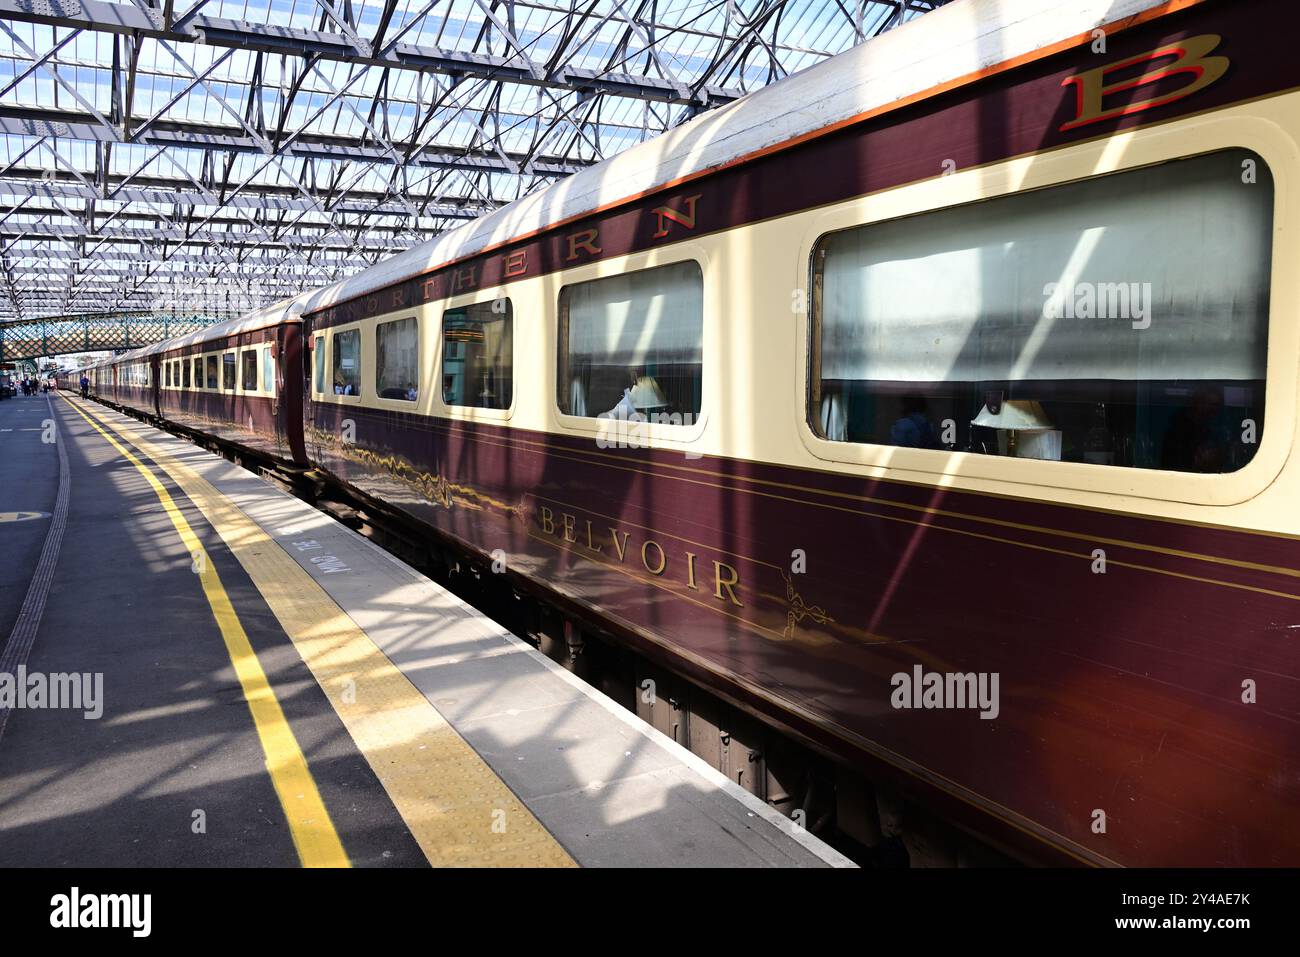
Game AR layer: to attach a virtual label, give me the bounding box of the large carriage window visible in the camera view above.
[812,150,1273,474]
[443,301,511,409]
[332,329,361,396]
[313,336,325,394]
[241,350,257,391]
[557,261,702,422]
[263,348,275,396]
[377,317,419,401]
[165,363,172,388]
[183,359,191,389]
[205,356,218,390]
[222,352,236,390]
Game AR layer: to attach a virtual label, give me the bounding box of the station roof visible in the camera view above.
[0,0,949,320]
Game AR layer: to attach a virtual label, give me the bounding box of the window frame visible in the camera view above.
[312,335,327,397]
[439,297,515,416]
[262,346,276,397]
[241,348,259,393]
[550,250,710,442]
[222,351,237,392]
[793,123,1294,508]
[374,314,421,408]
[327,326,364,404]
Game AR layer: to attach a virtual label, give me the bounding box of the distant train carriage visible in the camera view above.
[93,0,1300,866]
[105,302,310,466]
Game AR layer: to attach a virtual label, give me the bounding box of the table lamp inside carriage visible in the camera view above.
[627,375,668,414]
[970,396,1061,461]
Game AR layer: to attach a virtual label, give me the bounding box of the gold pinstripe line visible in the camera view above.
[321,407,1300,583]
[315,408,1300,601]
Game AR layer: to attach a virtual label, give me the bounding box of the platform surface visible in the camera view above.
[0,391,851,868]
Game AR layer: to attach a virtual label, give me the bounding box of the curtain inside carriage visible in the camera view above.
[560,260,704,422]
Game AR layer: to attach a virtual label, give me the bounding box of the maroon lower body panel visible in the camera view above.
[302,404,1299,866]
[113,385,156,418]
[158,390,287,462]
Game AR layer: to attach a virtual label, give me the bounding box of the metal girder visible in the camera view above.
[0,177,494,218]
[0,110,591,177]
[0,220,408,250]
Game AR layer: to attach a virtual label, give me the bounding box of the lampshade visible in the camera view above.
[628,375,667,411]
[971,399,1053,431]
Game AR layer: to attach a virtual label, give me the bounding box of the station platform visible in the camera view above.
[0,390,851,868]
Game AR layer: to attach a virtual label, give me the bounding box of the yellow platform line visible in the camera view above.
[65,396,574,868]
[60,396,349,868]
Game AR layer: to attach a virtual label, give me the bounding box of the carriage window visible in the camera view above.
[443,301,511,409]
[313,336,325,394]
[165,363,172,388]
[263,348,275,396]
[376,318,418,401]
[332,329,361,396]
[222,352,237,390]
[557,261,702,423]
[183,359,191,389]
[206,355,218,390]
[242,350,258,391]
[811,149,1273,474]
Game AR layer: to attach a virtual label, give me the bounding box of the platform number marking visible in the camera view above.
[290,539,350,573]
[309,554,351,575]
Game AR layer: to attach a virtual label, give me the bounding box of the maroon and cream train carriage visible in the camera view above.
[95,0,1300,866]
[56,358,109,398]
[105,302,310,466]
